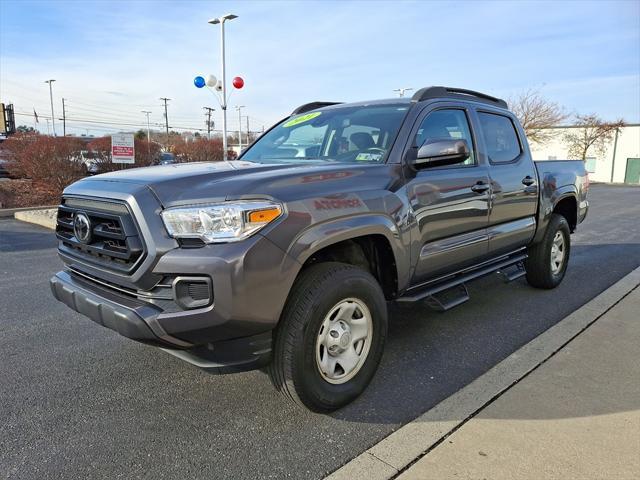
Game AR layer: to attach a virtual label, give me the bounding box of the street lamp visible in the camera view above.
[141,111,152,157]
[45,79,56,136]
[208,13,238,161]
[393,87,413,98]
[235,105,245,150]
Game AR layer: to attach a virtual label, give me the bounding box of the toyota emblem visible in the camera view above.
[73,212,92,244]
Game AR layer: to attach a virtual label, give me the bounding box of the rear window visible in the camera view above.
[477,112,521,164]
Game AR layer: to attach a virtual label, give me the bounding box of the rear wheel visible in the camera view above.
[269,262,387,412]
[525,213,571,289]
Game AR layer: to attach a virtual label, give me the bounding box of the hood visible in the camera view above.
[73,160,396,207]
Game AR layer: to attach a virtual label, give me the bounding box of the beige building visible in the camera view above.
[529,124,640,184]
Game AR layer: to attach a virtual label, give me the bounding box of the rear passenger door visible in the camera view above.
[475,110,538,256]
[404,105,490,284]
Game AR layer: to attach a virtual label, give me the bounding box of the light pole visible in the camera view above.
[208,13,238,161]
[235,105,245,150]
[45,79,56,136]
[141,110,152,158]
[393,87,413,98]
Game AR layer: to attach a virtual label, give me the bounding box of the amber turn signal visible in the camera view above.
[248,207,281,223]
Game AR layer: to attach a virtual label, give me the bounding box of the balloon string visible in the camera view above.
[206,86,223,107]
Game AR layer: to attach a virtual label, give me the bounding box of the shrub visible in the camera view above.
[173,137,225,162]
[172,137,237,162]
[5,134,86,195]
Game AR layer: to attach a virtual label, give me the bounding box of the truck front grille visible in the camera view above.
[56,197,146,274]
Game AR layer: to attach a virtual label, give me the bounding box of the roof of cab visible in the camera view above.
[291,86,507,115]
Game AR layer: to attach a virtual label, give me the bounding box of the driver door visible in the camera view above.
[404,105,490,284]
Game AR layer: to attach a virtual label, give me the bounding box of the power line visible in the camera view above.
[14,111,263,136]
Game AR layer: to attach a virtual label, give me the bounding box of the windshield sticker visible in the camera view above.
[283,111,322,128]
[355,152,383,162]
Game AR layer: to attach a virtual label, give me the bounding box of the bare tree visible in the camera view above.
[508,89,568,145]
[563,114,625,161]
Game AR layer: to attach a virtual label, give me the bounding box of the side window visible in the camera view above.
[415,109,475,166]
[477,112,522,164]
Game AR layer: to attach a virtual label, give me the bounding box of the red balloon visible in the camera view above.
[232,76,244,89]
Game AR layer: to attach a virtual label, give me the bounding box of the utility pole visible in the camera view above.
[61,98,66,136]
[44,79,56,136]
[141,110,152,158]
[160,98,170,149]
[203,107,215,139]
[235,105,245,150]
[244,115,250,145]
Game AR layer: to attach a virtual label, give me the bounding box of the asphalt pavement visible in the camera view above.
[1,185,639,480]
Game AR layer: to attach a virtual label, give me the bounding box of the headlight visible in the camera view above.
[161,201,283,243]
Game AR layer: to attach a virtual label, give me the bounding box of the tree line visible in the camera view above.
[2,90,626,200]
[508,90,625,160]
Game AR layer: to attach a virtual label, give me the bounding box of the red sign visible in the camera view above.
[111,134,135,164]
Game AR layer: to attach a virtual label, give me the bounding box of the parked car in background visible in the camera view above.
[80,151,99,175]
[156,152,176,165]
[50,86,589,412]
[0,157,10,178]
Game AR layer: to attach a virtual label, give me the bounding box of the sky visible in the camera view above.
[1,0,639,137]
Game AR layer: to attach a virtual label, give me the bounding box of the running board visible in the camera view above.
[397,252,528,304]
[497,261,526,283]
[424,284,470,312]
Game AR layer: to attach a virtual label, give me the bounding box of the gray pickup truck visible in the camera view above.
[50,86,589,412]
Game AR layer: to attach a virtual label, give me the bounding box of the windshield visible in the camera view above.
[241,103,410,164]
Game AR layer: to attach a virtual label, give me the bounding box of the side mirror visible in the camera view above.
[412,139,470,168]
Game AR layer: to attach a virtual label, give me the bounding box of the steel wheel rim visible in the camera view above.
[550,231,565,274]
[315,298,373,385]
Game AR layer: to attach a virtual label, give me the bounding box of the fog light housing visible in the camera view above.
[172,276,213,310]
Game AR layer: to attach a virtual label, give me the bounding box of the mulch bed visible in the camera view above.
[0,179,59,209]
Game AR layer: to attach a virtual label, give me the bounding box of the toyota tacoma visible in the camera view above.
[50,86,589,412]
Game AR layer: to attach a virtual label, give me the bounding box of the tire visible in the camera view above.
[269,262,388,412]
[525,213,571,289]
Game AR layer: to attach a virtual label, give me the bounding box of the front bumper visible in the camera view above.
[50,270,272,373]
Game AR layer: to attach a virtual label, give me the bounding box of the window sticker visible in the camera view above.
[283,111,322,128]
[355,152,383,162]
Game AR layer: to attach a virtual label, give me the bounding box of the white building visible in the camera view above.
[529,125,640,184]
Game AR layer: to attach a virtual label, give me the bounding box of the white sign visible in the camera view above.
[111,134,135,164]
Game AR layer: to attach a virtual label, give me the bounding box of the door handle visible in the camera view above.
[522,176,535,186]
[471,182,490,194]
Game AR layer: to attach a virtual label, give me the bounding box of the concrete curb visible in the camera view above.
[13,208,57,229]
[325,266,640,480]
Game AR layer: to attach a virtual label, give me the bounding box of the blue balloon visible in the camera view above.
[194,76,206,88]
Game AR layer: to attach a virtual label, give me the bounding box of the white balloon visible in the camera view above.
[215,80,223,92]
[206,74,217,87]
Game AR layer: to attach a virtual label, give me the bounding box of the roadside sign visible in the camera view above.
[111,134,135,164]
[0,104,6,134]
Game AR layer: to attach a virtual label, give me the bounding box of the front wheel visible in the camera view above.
[269,262,388,412]
[525,213,571,289]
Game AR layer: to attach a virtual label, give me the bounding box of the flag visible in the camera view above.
[33,109,39,123]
